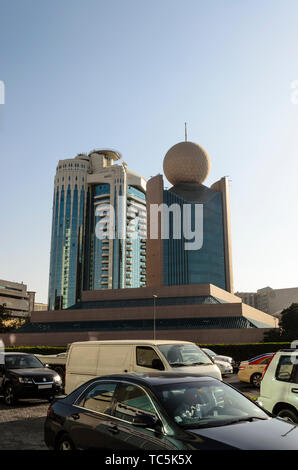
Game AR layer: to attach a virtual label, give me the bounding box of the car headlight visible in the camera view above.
[53,374,62,384]
[18,377,33,383]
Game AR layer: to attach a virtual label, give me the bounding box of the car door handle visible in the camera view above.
[71,413,80,420]
[291,388,298,394]
[107,423,119,434]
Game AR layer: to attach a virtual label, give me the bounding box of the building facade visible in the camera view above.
[48,150,147,310]
[2,283,277,346]
[146,141,233,293]
[0,280,35,318]
[48,154,89,310]
[236,286,298,317]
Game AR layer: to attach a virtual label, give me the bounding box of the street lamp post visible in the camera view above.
[153,295,157,340]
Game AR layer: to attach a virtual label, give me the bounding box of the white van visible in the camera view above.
[65,340,222,394]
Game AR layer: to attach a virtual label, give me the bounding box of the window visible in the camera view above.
[261,357,272,365]
[114,383,157,423]
[275,356,296,382]
[136,346,164,370]
[155,380,268,427]
[78,382,116,414]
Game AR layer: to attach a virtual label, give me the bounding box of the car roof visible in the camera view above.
[277,349,298,354]
[92,372,220,387]
[70,340,195,346]
[1,352,31,355]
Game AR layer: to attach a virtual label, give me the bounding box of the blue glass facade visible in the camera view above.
[48,177,86,310]
[49,154,147,309]
[84,182,146,291]
[163,184,226,290]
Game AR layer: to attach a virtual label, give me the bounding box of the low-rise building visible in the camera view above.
[0,280,35,318]
[235,286,298,318]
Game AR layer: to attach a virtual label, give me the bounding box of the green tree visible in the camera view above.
[263,303,298,342]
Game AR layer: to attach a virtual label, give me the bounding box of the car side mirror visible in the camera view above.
[132,414,161,431]
[45,364,50,368]
[152,358,164,371]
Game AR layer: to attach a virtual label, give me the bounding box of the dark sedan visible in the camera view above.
[0,352,63,405]
[44,372,298,450]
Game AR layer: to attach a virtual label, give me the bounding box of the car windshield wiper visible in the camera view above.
[192,362,211,366]
[226,416,268,425]
[184,416,268,430]
[170,362,192,367]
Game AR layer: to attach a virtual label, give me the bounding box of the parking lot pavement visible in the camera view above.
[0,398,49,450]
[223,374,260,398]
[0,375,260,451]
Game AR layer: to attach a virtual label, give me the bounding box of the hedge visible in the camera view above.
[3,343,294,364]
[4,346,66,355]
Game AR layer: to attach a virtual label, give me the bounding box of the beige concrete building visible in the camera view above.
[0,283,277,347]
[0,280,35,318]
[236,286,298,318]
[34,303,48,311]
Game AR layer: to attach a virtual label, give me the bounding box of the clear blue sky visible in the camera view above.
[1,0,298,302]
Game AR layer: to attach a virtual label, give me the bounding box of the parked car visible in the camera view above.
[238,353,275,388]
[202,348,234,367]
[0,352,63,405]
[35,352,67,384]
[202,349,233,376]
[44,372,298,450]
[65,340,222,394]
[259,348,298,423]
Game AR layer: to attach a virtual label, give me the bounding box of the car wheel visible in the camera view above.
[4,384,17,406]
[251,373,262,388]
[276,408,298,424]
[58,434,76,451]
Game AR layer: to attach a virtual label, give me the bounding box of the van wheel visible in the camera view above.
[4,384,17,406]
[276,408,298,423]
[250,373,262,388]
[57,434,76,451]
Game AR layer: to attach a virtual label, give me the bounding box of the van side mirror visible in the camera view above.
[152,358,164,371]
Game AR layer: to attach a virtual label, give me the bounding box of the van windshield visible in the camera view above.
[158,344,213,367]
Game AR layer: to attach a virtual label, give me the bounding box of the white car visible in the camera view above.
[214,358,233,376]
[202,348,233,376]
[259,348,298,423]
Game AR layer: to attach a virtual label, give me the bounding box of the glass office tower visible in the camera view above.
[48,154,89,310]
[146,140,234,293]
[84,150,147,291]
[48,150,147,310]
[163,184,226,290]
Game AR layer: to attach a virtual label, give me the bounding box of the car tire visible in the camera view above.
[276,408,298,424]
[57,434,76,451]
[4,384,17,406]
[250,373,262,388]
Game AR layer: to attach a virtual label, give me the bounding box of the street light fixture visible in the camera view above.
[153,295,157,340]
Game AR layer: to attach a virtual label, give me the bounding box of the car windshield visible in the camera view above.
[203,349,216,357]
[154,380,269,429]
[158,344,213,367]
[5,355,44,369]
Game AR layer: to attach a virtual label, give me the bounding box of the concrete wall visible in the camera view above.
[81,283,241,303]
[29,302,274,325]
[0,327,271,347]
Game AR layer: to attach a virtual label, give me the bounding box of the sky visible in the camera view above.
[1,0,298,303]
